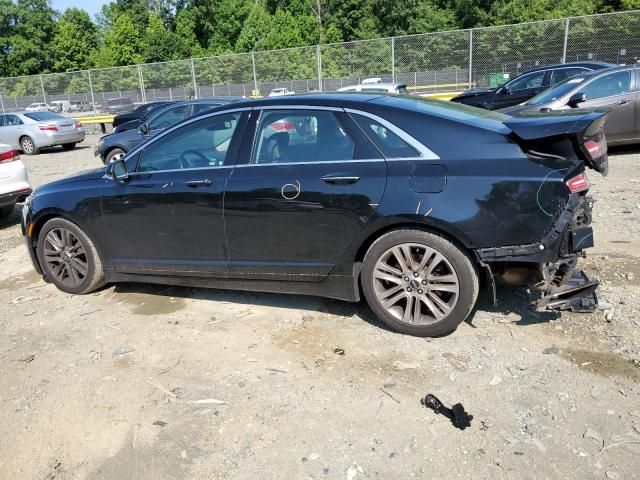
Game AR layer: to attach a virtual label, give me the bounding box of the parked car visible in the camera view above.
[451,61,613,110]
[499,64,640,145]
[104,98,134,115]
[268,88,295,97]
[69,101,91,113]
[337,82,408,94]
[22,94,608,337]
[0,112,85,155]
[49,100,71,113]
[95,97,243,164]
[112,101,174,132]
[0,144,31,219]
[25,103,50,113]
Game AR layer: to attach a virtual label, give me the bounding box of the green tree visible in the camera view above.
[91,14,144,67]
[52,8,98,72]
[142,12,186,62]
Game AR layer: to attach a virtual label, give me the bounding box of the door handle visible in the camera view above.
[321,175,361,185]
[185,179,212,187]
[617,99,630,105]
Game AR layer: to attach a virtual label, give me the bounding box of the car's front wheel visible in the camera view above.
[20,136,39,155]
[105,148,126,165]
[362,229,479,337]
[36,218,105,294]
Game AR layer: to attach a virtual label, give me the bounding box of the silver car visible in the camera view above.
[0,112,86,155]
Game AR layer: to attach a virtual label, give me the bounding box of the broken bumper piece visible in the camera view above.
[537,270,599,312]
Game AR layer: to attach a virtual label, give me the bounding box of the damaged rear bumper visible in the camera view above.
[475,193,599,312]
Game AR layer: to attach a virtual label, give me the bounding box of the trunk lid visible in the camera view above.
[504,108,609,175]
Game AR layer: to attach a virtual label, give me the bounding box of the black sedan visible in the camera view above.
[95,97,243,164]
[451,61,612,110]
[112,101,174,129]
[22,94,607,337]
[500,64,640,145]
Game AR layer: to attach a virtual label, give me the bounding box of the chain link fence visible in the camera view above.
[1,10,639,114]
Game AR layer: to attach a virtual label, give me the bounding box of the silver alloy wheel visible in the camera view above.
[372,243,460,325]
[43,227,89,288]
[21,137,34,154]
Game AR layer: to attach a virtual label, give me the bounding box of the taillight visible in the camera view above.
[566,172,590,193]
[38,124,58,131]
[0,149,20,163]
[75,122,82,129]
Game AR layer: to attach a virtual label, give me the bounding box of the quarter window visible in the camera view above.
[252,110,355,164]
[138,112,241,172]
[579,71,632,100]
[352,114,418,158]
[507,70,546,91]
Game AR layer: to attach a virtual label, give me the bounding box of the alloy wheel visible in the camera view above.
[43,227,89,288]
[372,243,460,325]
[22,138,34,154]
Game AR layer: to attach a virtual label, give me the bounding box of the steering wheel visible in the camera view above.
[179,149,210,169]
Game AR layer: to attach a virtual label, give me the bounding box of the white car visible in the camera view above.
[268,88,295,97]
[25,103,50,113]
[0,144,31,218]
[337,82,408,94]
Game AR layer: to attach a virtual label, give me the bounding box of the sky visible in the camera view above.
[51,0,110,18]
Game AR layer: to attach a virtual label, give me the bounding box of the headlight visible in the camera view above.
[24,192,34,208]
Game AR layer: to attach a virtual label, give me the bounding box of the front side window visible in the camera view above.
[507,70,546,91]
[550,67,589,84]
[352,114,418,158]
[579,70,632,100]
[252,110,355,164]
[138,112,241,172]
[148,105,190,131]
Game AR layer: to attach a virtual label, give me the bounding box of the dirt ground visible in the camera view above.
[0,135,639,480]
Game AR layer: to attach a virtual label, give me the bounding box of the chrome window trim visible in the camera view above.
[259,105,343,112]
[344,108,440,160]
[235,159,385,168]
[125,107,253,169]
[125,165,235,177]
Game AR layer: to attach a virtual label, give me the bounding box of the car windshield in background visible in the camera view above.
[24,112,66,121]
[525,77,585,105]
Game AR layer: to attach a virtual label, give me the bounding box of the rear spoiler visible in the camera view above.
[504,109,609,175]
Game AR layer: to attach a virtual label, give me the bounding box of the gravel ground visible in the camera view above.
[0,135,639,480]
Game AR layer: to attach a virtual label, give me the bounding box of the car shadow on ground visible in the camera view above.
[0,204,22,230]
[36,144,91,155]
[111,280,560,334]
[608,143,640,156]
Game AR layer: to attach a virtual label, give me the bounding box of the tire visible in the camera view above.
[361,229,479,337]
[105,148,126,165]
[20,136,39,155]
[0,205,14,219]
[61,143,76,151]
[36,217,105,294]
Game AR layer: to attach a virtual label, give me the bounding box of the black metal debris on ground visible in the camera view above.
[421,394,473,430]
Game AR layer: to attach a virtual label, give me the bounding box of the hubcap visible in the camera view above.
[22,139,33,153]
[110,152,124,163]
[43,228,88,288]
[373,243,460,325]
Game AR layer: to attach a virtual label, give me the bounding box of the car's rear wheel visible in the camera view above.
[105,148,126,165]
[36,218,105,294]
[20,136,39,155]
[61,143,76,151]
[362,229,479,337]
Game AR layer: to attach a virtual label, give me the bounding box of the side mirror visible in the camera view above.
[110,158,129,181]
[139,123,149,135]
[567,92,586,108]
[499,85,511,95]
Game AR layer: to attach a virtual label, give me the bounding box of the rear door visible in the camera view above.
[575,69,636,142]
[223,106,387,281]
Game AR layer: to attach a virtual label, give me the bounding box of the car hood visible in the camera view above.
[34,167,106,194]
[101,128,141,148]
[452,87,495,99]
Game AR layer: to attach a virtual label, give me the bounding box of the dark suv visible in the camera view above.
[451,61,612,110]
[22,94,608,337]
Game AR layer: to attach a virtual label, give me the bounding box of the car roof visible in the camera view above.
[520,61,614,74]
[556,63,640,82]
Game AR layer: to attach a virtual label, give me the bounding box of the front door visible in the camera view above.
[101,111,247,276]
[224,107,387,281]
[492,69,547,110]
[575,69,637,143]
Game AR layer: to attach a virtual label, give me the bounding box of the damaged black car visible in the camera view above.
[20,94,607,337]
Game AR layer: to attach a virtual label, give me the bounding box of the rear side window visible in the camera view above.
[352,114,418,158]
[192,103,221,115]
[4,115,23,126]
[579,70,632,100]
[550,67,589,84]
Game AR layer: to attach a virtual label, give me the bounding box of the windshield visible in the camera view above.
[525,77,585,105]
